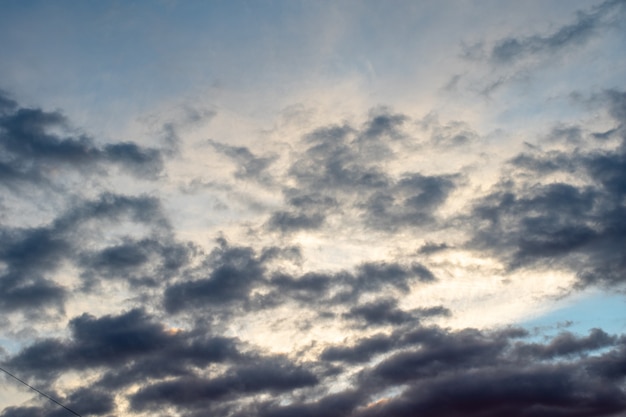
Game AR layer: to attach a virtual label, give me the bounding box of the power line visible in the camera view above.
[0,366,82,417]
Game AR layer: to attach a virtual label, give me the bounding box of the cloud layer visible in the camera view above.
[1,1,625,416]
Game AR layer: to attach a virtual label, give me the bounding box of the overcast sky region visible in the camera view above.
[1,0,626,416]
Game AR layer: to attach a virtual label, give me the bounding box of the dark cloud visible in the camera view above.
[362,173,457,230]
[341,301,450,329]
[6,307,249,403]
[268,111,459,233]
[78,237,194,287]
[370,328,519,383]
[0,92,164,187]
[509,150,577,174]
[269,272,336,304]
[2,309,251,415]
[343,298,415,326]
[3,388,117,417]
[62,388,115,416]
[254,390,364,417]
[288,123,389,191]
[0,0,624,413]
[267,210,326,232]
[417,241,450,254]
[585,152,626,199]
[5,271,626,417]
[263,261,437,309]
[513,328,618,359]
[0,225,69,312]
[605,88,626,122]
[69,309,170,362]
[8,309,173,377]
[466,90,626,287]
[0,272,66,313]
[545,124,584,144]
[130,358,318,412]
[470,182,623,288]
[103,142,163,178]
[0,192,173,313]
[321,325,493,366]
[490,0,624,64]
[360,110,407,141]
[158,235,438,314]
[0,91,17,114]
[321,333,395,363]
[1,77,625,417]
[163,239,266,313]
[95,334,242,390]
[207,139,277,184]
[355,261,435,292]
[252,325,626,417]
[592,126,620,140]
[429,119,479,148]
[586,343,626,380]
[469,177,622,285]
[356,364,626,417]
[265,191,336,233]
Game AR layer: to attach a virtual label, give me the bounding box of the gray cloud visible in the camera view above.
[0,93,165,187]
[2,81,626,417]
[11,321,626,417]
[0,192,173,313]
[130,359,318,412]
[78,237,194,288]
[266,191,337,233]
[362,173,458,230]
[462,89,626,288]
[513,328,618,359]
[8,309,174,378]
[267,210,326,233]
[206,139,277,185]
[161,240,438,316]
[163,239,266,313]
[490,0,625,64]
[343,298,416,326]
[254,391,364,417]
[269,110,459,233]
[263,261,437,310]
[321,333,395,364]
[238,326,626,417]
[417,241,450,254]
[356,364,626,417]
[3,190,626,417]
[0,387,114,417]
[343,298,451,328]
[0,226,69,312]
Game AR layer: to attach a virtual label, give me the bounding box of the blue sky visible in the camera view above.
[1,1,626,416]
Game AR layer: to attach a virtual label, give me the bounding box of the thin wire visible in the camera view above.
[0,366,82,417]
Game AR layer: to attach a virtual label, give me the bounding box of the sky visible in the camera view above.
[0,0,626,416]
